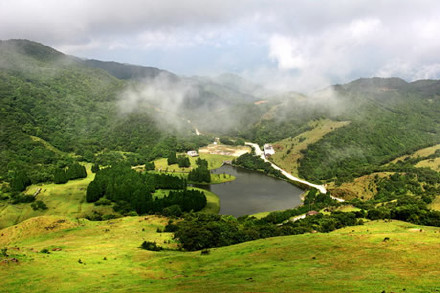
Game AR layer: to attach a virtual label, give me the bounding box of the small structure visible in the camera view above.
[187,150,199,157]
[263,144,275,157]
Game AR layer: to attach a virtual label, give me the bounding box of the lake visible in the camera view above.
[198,164,304,217]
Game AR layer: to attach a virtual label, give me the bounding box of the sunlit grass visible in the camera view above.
[1,219,440,292]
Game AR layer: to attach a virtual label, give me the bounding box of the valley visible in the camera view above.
[2,40,440,292]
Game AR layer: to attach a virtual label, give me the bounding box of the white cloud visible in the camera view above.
[269,35,308,70]
[1,0,440,85]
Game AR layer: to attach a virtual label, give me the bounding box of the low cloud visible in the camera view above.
[118,73,199,131]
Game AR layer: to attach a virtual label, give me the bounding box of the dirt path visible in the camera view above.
[245,142,344,202]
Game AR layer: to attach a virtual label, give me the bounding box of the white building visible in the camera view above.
[263,144,275,157]
[187,150,199,157]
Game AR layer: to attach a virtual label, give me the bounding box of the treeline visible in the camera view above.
[359,196,440,227]
[153,173,187,189]
[86,164,205,215]
[219,136,245,146]
[53,162,87,184]
[171,190,363,251]
[233,153,285,179]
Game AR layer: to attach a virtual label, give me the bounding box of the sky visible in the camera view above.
[1,0,440,91]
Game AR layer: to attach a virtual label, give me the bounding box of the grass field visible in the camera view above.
[327,172,393,200]
[429,196,440,211]
[270,119,349,176]
[154,153,235,173]
[1,217,440,292]
[389,144,440,165]
[0,163,115,229]
[415,157,440,171]
[0,161,223,229]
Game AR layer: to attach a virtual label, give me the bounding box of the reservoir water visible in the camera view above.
[199,164,304,217]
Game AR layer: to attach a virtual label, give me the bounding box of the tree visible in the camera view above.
[91,162,100,173]
[53,168,68,184]
[66,162,87,180]
[177,156,190,168]
[167,151,177,165]
[140,241,162,251]
[86,180,104,202]
[196,158,208,168]
[144,161,155,171]
[188,166,211,183]
[10,171,31,192]
[31,200,48,211]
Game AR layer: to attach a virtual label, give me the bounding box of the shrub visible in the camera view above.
[94,197,112,206]
[140,241,162,251]
[31,200,48,211]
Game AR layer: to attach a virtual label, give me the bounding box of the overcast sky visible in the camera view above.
[1,0,440,91]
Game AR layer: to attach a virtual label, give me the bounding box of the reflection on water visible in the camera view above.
[199,164,303,217]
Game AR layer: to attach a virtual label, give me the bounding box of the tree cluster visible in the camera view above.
[233,153,284,178]
[173,208,362,251]
[188,159,211,183]
[86,164,205,216]
[53,162,87,184]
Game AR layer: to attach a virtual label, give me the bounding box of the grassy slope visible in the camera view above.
[0,164,113,229]
[415,157,440,171]
[389,144,440,164]
[329,143,440,201]
[1,218,440,292]
[0,159,224,229]
[429,196,440,211]
[270,119,349,176]
[154,153,235,172]
[327,172,393,200]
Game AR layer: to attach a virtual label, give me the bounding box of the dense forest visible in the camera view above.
[86,163,206,216]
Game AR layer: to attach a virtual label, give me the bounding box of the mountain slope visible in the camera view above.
[0,40,198,183]
[1,216,439,292]
[241,77,440,184]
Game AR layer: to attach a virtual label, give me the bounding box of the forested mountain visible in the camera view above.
[2,39,440,189]
[0,40,204,183]
[0,40,265,184]
[83,59,177,81]
[242,77,440,183]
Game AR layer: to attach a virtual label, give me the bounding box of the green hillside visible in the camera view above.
[1,216,439,293]
[0,40,210,185]
[3,39,440,292]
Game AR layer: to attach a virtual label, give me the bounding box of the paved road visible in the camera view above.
[245,142,344,202]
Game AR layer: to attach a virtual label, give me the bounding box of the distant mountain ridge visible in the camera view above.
[2,38,440,187]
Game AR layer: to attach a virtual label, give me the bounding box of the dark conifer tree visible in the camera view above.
[11,171,31,191]
[91,162,100,173]
[53,168,68,184]
[167,151,178,165]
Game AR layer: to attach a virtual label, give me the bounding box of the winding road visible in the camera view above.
[245,142,344,202]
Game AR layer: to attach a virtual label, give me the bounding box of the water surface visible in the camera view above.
[199,164,303,217]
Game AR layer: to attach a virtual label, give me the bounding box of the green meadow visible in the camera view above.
[1,217,440,293]
[0,157,225,229]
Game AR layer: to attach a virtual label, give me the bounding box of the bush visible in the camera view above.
[140,241,162,251]
[11,194,35,204]
[31,200,48,211]
[94,197,112,206]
